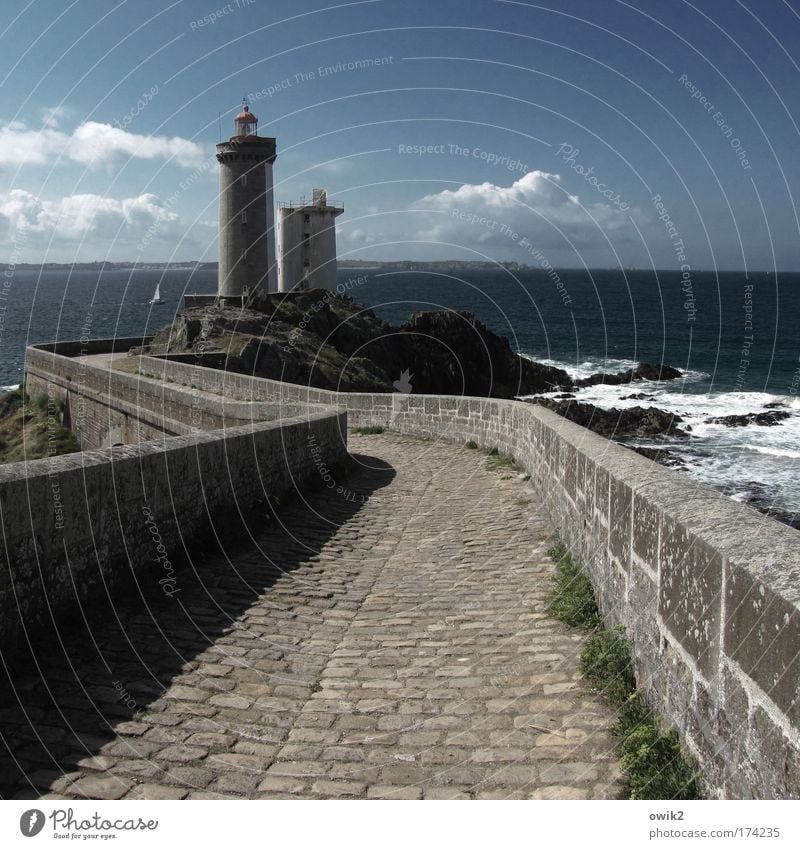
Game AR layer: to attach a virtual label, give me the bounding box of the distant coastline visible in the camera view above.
[2,260,532,272]
[0,261,217,272]
[3,261,795,273]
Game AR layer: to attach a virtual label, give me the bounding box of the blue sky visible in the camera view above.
[2,0,800,269]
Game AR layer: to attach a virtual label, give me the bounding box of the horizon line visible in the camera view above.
[3,260,799,274]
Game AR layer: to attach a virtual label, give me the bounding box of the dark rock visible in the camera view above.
[629,445,688,470]
[621,393,656,401]
[704,411,791,428]
[150,294,572,398]
[529,397,689,440]
[576,362,683,387]
[395,310,570,397]
[736,482,800,531]
[764,402,788,410]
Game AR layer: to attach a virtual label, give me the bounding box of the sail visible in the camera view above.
[153,283,161,300]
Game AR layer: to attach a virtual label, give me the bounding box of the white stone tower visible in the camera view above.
[216,102,277,302]
[277,189,344,292]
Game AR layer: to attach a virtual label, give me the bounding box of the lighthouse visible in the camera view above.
[216,102,277,302]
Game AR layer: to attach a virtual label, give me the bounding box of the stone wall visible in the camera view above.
[0,406,347,657]
[129,354,800,798]
[25,345,331,449]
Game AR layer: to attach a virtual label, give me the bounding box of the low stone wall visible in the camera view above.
[128,355,800,798]
[25,345,329,449]
[0,407,347,657]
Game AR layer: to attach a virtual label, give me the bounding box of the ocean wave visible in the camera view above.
[519,352,709,386]
[747,445,800,460]
[520,354,640,381]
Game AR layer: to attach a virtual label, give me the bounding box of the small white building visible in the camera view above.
[277,189,344,292]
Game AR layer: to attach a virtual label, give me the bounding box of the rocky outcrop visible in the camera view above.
[575,362,683,387]
[395,311,570,397]
[629,445,688,470]
[736,481,800,530]
[529,397,689,440]
[704,411,791,427]
[148,292,571,398]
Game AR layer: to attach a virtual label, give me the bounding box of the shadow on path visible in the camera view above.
[0,452,395,799]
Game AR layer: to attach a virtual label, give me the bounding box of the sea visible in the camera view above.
[2,266,798,516]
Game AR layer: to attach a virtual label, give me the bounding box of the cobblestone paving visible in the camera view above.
[0,433,622,800]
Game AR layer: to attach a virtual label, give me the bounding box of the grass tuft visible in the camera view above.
[546,538,702,799]
[484,447,521,473]
[546,541,602,629]
[352,426,385,435]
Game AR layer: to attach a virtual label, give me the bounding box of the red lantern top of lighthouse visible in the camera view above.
[233,102,258,139]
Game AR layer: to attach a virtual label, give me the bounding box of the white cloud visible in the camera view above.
[0,117,203,168]
[411,170,634,255]
[362,171,639,265]
[69,122,203,167]
[0,188,183,246]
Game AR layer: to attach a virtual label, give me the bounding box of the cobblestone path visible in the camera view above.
[0,434,622,800]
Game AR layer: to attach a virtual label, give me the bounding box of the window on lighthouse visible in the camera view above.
[240,174,247,187]
[241,210,247,224]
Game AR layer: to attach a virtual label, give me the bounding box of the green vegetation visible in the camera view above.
[580,626,637,711]
[465,439,478,449]
[352,425,385,435]
[0,387,80,465]
[547,538,702,800]
[546,541,602,629]
[484,446,521,473]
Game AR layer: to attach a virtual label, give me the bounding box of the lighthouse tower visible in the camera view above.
[216,102,277,302]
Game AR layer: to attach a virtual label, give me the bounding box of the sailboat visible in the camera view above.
[149,282,163,305]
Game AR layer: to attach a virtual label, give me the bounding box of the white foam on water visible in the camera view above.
[519,356,800,515]
[749,445,800,460]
